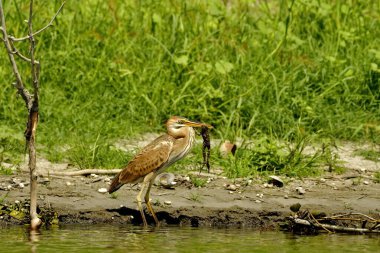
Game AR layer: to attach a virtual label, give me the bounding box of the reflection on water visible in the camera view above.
[0,225,379,253]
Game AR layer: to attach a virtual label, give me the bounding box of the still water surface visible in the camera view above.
[0,225,379,253]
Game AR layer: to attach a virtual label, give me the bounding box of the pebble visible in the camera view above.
[256,193,263,199]
[284,194,289,199]
[320,178,326,183]
[15,200,20,204]
[103,177,111,182]
[98,188,108,193]
[255,200,261,203]
[156,173,176,188]
[363,181,369,185]
[268,175,284,187]
[19,183,25,188]
[40,178,50,184]
[226,184,237,191]
[90,174,99,178]
[296,186,306,195]
[66,181,72,186]
[164,200,172,206]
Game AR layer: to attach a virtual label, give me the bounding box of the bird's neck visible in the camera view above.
[171,127,195,159]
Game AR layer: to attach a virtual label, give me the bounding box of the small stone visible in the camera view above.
[183,176,190,182]
[156,173,176,189]
[7,185,12,190]
[256,193,264,199]
[363,181,369,185]
[296,187,306,195]
[226,184,237,191]
[90,174,98,178]
[320,178,326,183]
[268,175,284,187]
[164,200,172,205]
[284,194,289,199]
[360,168,366,173]
[19,183,25,188]
[15,200,20,204]
[12,178,21,184]
[98,188,108,193]
[255,200,261,203]
[104,177,111,182]
[290,203,302,212]
[229,191,234,194]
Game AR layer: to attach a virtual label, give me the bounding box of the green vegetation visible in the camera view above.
[354,148,380,162]
[190,175,208,188]
[374,171,380,183]
[1,1,379,177]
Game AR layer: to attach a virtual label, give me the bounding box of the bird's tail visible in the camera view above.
[108,172,124,194]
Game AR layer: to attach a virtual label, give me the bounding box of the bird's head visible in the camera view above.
[166,116,212,137]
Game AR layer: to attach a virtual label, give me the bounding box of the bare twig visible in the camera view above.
[9,1,65,42]
[43,169,122,177]
[292,218,380,234]
[11,45,38,63]
[290,210,380,234]
[329,212,378,222]
[0,1,31,106]
[309,212,332,233]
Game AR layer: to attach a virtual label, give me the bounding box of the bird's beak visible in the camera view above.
[183,120,213,129]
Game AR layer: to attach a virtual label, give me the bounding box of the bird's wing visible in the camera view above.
[118,135,174,184]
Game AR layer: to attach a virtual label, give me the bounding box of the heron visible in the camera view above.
[108,116,213,226]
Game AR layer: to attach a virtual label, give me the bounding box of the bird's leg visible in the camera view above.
[136,180,148,227]
[144,174,160,226]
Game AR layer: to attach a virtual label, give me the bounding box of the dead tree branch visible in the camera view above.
[289,210,380,234]
[0,0,65,230]
[9,2,65,42]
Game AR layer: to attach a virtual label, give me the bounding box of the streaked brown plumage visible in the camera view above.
[109,116,212,226]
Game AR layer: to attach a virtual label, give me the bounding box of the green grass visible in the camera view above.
[190,175,208,188]
[354,148,380,162]
[374,172,380,183]
[0,0,379,176]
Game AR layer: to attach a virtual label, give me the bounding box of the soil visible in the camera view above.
[0,142,379,229]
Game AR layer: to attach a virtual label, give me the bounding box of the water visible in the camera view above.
[0,225,379,253]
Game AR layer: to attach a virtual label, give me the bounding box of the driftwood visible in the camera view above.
[44,169,122,177]
[39,169,226,180]
[289,210,380,234]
